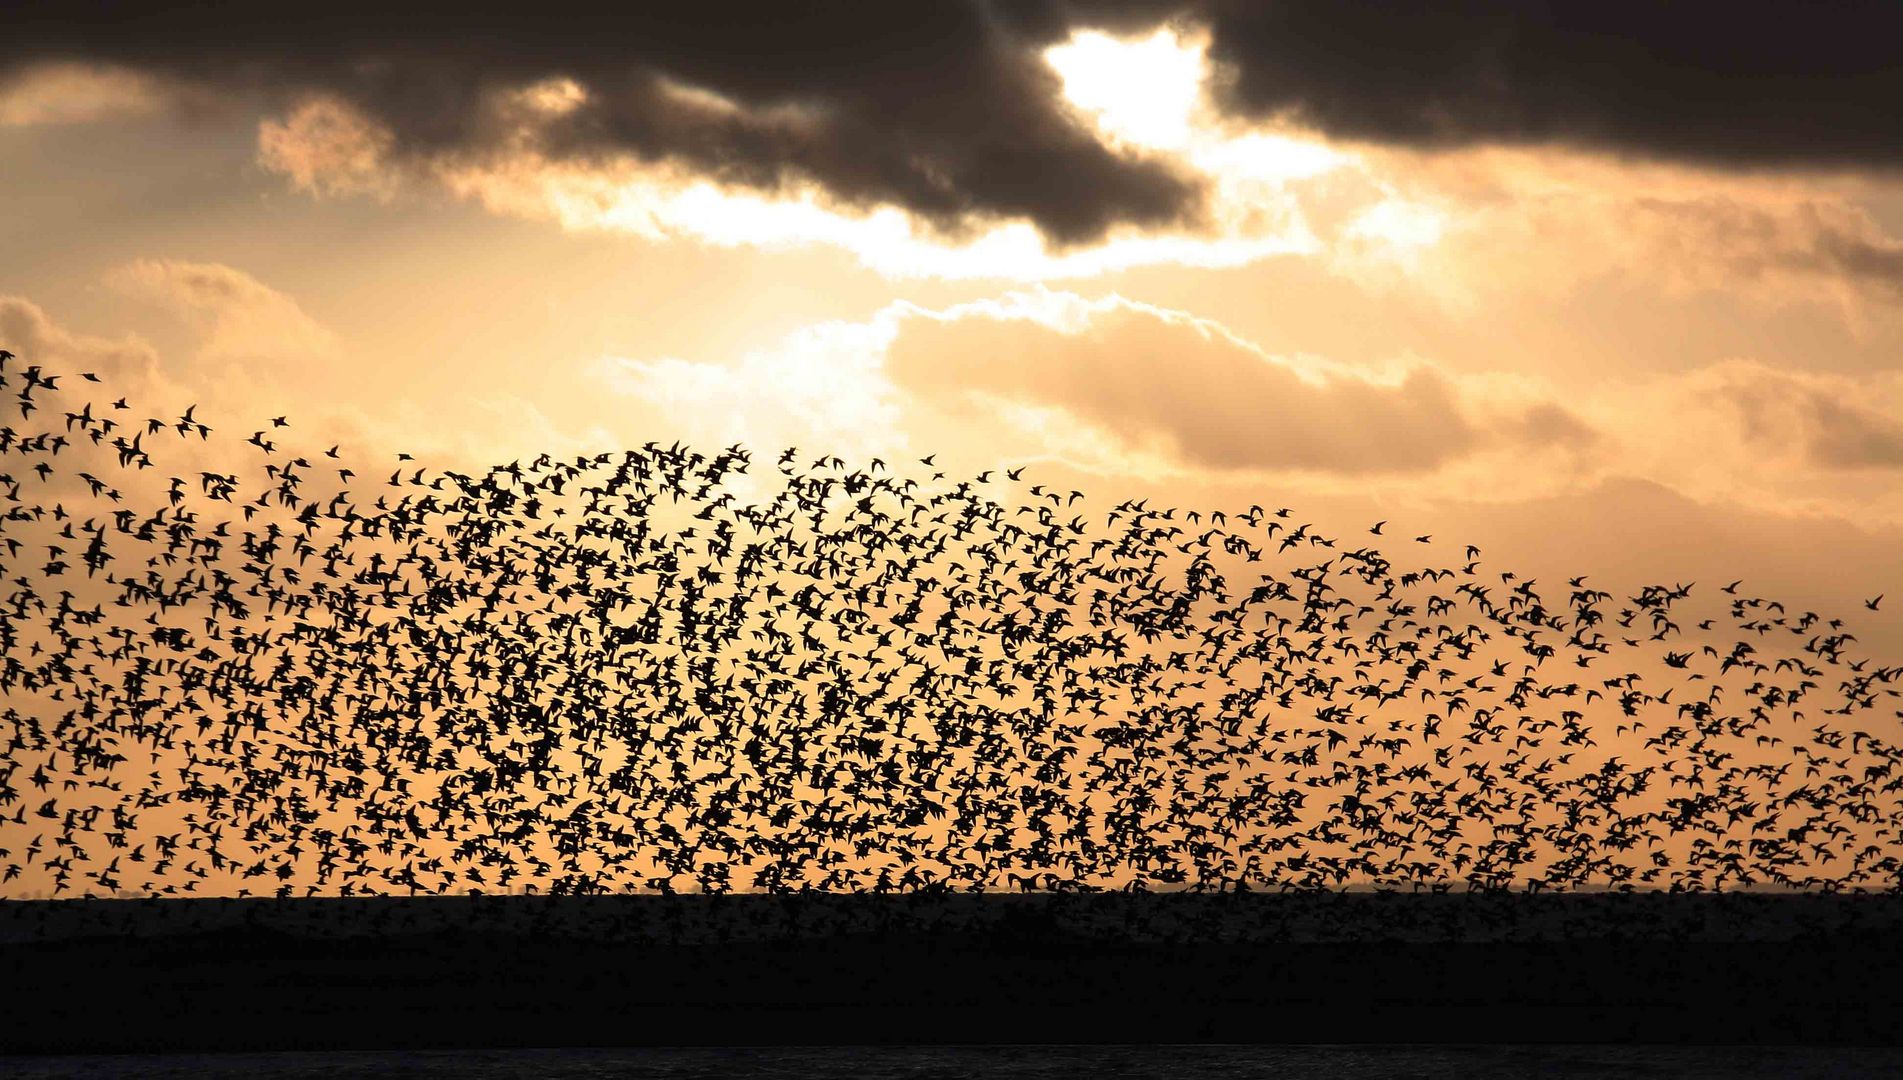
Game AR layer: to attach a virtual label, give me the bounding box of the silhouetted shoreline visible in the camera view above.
[5,893,1901,1052]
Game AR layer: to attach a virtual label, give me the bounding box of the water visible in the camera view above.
[6,1045,1902,1079]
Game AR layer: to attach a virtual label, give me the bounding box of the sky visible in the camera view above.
[4,0,1900,643]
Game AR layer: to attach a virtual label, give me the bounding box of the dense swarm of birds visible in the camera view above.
[1,346,1900,899]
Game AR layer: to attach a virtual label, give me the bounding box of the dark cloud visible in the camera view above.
[1806,397,1903,470]
[15,1,1903,248]
[1813,229,1903,297]
[1495,403,1598,452]
[3,1,1204,245]
[1719,367,1903,471]
[1197,1,1903,169]
[1617,196,1903,300]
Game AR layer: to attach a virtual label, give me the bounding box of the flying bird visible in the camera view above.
[0,351,1895,905]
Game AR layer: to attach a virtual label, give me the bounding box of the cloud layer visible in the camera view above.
[0,295,159,383]
[1198,1,1903,169]
[15,2,1903,254]
[6,2,1204,246]
[598,291,1596,482]
[885,295,1487,473]
[591,287,1903,527]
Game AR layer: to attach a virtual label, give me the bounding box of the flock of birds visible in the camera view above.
[1,346,1900,899]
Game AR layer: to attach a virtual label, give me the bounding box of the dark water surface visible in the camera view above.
[7,1046,1903,1079]
[9,897,1903,1053]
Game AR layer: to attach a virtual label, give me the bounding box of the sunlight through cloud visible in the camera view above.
[261,28,1360,281]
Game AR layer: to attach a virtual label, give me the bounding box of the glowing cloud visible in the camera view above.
[257,28,1356,281]
[0,62,170,126]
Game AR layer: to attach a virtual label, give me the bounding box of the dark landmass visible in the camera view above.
[4,893,1902,1053]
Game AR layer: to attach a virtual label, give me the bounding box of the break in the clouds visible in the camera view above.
[4,2,1202,247]
[13,2,1903,256]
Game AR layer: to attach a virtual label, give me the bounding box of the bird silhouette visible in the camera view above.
[0,344,1897,906]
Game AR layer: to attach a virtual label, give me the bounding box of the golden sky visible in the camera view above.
[6,4,1903,899]
[3,4,1900,644]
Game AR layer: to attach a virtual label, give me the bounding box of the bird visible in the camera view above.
[0,347,1896,909]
